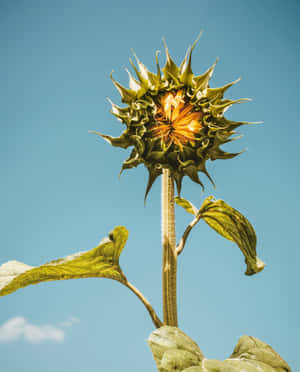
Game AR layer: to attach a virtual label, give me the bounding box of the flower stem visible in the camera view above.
[162,168,178,326]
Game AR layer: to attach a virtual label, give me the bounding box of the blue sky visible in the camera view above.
[0,0,299,370]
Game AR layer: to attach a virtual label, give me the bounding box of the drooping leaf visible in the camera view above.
[175,197,198,216]
[148,326,291,372]
[200,197,265,275]
[0,226,129,297]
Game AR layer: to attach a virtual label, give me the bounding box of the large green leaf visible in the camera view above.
[0,226,128,297]
[148,326,291,372]
[200,197,265,275]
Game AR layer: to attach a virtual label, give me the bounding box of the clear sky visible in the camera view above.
[0,0,299,370]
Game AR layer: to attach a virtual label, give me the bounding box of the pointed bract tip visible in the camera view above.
[118,168,123,180]
[162,37,170,57]
[144,167,162,205]
[191,30,203,51]
[130,48,141,65]
[209,57,219,74]
[239,148,248,155]
[240,121,264,125]
[233,77,241,85]
[128,57,138,71]
[106,97,114,105]
[155,50,161,65]
[110,70,116,82]
[161,36,167,47]
[204,171,216,189]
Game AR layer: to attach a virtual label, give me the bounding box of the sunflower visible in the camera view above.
[92,34,252,200]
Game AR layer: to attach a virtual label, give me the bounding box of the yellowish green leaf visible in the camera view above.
[200,197,265,275]
[148,326,291,372]
[175,197,198,215]
[0,226,128,297]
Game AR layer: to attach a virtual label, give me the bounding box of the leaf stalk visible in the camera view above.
[176,213,202,256]
[124,281,163,328]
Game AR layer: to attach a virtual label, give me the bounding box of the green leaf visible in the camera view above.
[148,326,291,372]
[175,197,198,216]
[0,226,128,297]
[200,197,265,275]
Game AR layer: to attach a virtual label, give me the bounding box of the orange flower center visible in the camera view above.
[151,90,203,150]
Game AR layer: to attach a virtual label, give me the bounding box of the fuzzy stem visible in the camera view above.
[162,168,178,326]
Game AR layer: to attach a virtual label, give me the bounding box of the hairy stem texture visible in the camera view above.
[162,168,178,326]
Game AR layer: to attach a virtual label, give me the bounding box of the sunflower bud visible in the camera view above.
[93,34,252,199]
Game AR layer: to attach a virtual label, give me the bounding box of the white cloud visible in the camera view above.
[59,316,80,328]
[0,316,79,343]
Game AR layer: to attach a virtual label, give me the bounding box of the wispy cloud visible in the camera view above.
[0,316,79,343]
[59,316,80,328]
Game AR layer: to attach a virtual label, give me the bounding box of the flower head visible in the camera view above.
[92,34,252,200]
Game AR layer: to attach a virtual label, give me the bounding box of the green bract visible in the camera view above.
[92,34,253,199]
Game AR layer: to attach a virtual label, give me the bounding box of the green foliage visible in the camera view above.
[148,326,291,372]
[175,196,198,215]
[0,226,128,297]
[1,34,290,372]
[200,197,265,275]
[175,196,265,275]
